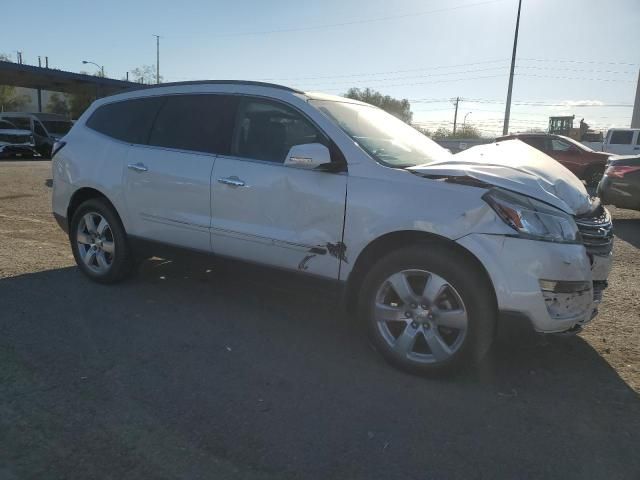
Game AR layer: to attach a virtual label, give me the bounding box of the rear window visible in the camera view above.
[522,137,547,150]
[0,120,17,130]
[86,97,165,144]
[3,117,30,130]
[609,130,634,145]
[148,94,237,155]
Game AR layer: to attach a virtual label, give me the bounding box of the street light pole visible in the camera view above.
[503,0,522,135]
[463,112,472,128]
[82,60,104,77]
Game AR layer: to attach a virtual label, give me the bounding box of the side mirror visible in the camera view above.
[284,143,332,170]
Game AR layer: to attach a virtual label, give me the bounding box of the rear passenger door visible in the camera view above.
[210,97,347,279]
[124,94,236,252]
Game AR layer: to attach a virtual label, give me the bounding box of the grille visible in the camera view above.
[575,205,613,255]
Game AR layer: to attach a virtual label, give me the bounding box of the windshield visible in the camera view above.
[310,99,451,167]
[42,120,72,136]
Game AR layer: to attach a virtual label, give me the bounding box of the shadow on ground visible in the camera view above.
[613,218,640,249]
[1,260,639,480]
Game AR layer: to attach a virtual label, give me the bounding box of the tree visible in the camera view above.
[448,125,482,139]
[430,125,482,139]
[46,93,70,116]
[130,65,162,84]
[0,53,30,111]
[433,127,452,139]
[343,87,412,123]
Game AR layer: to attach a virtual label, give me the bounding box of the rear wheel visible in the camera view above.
[358,245,496,375]
[70,198,134,284]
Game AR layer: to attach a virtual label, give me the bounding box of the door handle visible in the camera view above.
[218,176,246,187]
[127,162,148,172]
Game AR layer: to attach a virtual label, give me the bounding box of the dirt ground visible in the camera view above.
[1,160,639,479]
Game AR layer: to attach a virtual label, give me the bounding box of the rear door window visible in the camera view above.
[86,97,165,144]
[609,130,634,145]
[232,98,324,163]
[148,94,237,155]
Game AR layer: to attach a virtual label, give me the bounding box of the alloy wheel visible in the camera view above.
[76,212,115,274]
[373,269,468,364]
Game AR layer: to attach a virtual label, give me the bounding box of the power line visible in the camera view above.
[521,57,640,67]
[259,59,509,82]
[292,65,508,87]
[209,0,506,37]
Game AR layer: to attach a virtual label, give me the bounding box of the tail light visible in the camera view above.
[51,140,66,159]
[605,165,640,179]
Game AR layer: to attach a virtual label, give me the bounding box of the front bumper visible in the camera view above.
[457,234,612,333]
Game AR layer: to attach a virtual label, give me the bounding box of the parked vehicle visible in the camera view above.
[51,81,613,375]
[0,119,37,159]
[597,155,640,210]
[496,133,611,187]
[0,112,73,158]
[601,128,640,156]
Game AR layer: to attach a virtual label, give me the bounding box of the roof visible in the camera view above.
[0,60,140,96]
[114,80,303,97]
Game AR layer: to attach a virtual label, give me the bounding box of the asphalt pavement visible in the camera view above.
[1,161,639,479]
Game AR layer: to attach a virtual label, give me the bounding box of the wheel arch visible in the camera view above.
[344,230,498,314]
[67,187,124,232]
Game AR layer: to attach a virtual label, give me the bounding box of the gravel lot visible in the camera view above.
[1,160,639,479]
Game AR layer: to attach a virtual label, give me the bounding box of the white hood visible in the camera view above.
[409,139,593,215]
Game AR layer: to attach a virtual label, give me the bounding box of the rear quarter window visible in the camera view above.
[86,97,165,144]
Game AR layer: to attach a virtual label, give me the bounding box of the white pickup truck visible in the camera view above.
[588,128,640,155]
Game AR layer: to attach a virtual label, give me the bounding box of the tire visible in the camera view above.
[357,244,496,375]
[69,198,134,284]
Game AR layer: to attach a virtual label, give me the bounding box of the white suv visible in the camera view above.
[52,81,613,374]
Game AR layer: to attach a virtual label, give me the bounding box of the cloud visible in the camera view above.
[552,99,605,109]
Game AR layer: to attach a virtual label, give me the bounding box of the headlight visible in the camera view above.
[483,188,580,244]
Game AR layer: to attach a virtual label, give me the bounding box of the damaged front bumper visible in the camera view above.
[457,231,613,334]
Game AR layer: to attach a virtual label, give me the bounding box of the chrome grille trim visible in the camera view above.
[575,206,613,255]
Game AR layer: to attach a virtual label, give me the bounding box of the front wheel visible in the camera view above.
[70,198,134,284]
[358,245,496,375]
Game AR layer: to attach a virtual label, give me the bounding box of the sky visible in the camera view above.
[3,0,639,135]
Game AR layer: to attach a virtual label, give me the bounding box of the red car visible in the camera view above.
[496,133,610,187]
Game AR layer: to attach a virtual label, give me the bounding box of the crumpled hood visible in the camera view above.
[408,139,593,215]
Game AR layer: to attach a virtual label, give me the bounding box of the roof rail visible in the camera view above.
[120,80,303,95]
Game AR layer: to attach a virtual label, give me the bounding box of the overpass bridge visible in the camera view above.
[0,60,142,112]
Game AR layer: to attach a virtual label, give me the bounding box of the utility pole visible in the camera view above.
[452,97,460,135]
[503,0,522,135]
[632,68,640,128]
[153,34,161,84]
